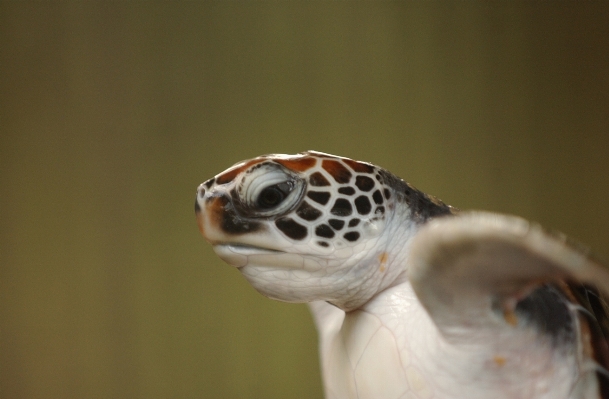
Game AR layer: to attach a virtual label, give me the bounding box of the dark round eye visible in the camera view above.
[257,182,293,209]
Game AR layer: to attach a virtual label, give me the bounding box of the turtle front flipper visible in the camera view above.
[409,211,609,398]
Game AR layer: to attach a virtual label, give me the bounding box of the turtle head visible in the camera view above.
[195,151,451,310]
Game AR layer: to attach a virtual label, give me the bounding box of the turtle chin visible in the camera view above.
[213,244,313,298]
[213,244,379,309]
[215,248,333,303]
[240,262,325,303]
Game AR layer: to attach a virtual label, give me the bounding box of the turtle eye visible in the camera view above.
[257,182,293,209]
[238,162,304,217]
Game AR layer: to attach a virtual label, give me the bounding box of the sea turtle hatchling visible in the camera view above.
[195,151,609,399]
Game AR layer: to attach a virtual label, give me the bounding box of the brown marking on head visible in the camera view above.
[378,252,388,272]
[215,159,265,185]
[343,158,375,174]
[196,210,206,236]
[275,157,317,172]
[195,196,229,243]
[205,193,263,236]
[302,151,334,158]
[321,159,352,183]
[208,195,230,232]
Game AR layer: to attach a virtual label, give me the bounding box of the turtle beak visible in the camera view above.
[195,184,208,237]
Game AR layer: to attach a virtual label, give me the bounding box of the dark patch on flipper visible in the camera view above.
[516,282,609,398]
[515,285,576,346]
[569,282,609,398]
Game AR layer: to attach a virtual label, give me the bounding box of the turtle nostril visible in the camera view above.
[203,177,216,189]
[198,187,206,198]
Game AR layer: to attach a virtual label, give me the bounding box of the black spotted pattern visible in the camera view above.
[309,172,331,186]
[338,186,356,195]
[307,191,331,205]
[355,176,375,192]
[343,231,360,242]
[315,224,335,238]
[328,219,344,230]
[330,198,352,216]
[372,190,383,205]
[354,196,372,215]
[275,217,308,240]
[296,201,322,221]
[300,163,395,248]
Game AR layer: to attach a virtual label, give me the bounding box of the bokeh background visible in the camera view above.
[2,2,608,398]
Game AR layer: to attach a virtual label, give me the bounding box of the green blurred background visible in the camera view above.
[1,2,608,398]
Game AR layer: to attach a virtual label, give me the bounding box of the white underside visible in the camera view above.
[309,282,597,399]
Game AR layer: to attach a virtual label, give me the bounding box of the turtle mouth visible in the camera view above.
[212,243,286,269]
[214,242,284,255]
[214,243,285,256]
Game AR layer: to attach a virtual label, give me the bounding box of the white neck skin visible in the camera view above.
[325,205,419,312]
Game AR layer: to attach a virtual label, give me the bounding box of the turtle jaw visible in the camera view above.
[213,245,340,304]
[212,243,286,268]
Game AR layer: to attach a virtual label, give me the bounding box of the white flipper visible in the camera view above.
[409,212,609,398]
[409,212,609,341]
